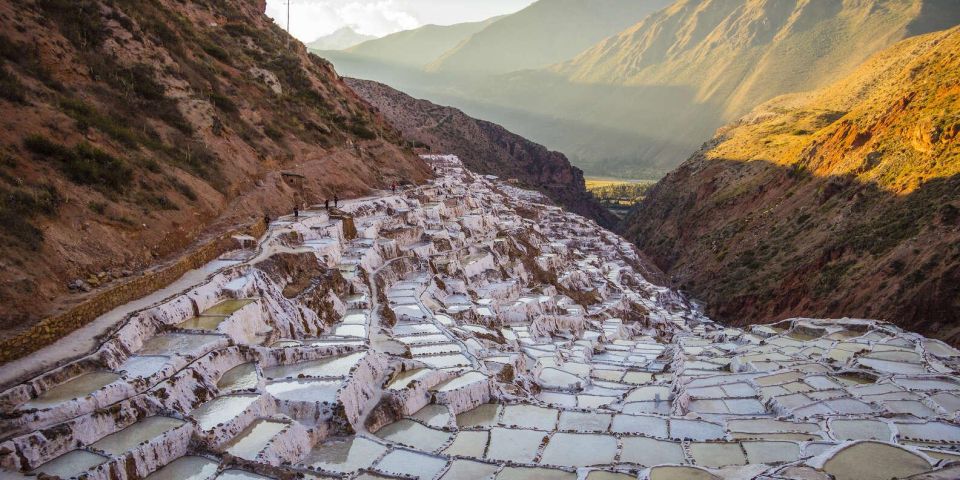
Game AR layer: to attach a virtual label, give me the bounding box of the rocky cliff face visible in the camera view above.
[346,78,617,228]
[625,27,960,343]
[0,0,430,337]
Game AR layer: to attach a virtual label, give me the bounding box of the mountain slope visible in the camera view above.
[339,18,501,69]
[624,26,960,342]
[306,27,376,51]
[426,0,673,75]
[482,0,960,177]
[0,0,429,335]
[347,78,617,228]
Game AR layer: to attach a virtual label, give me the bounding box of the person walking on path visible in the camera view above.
[334,194,339,208]
[324,199,329,210]
[293,204,299,219]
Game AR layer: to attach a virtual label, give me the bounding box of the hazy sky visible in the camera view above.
[265,0,536,41]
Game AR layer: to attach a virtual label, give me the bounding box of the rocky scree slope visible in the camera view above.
[625,26,960,343]
[0,0,429,338]
[346,78,618,229]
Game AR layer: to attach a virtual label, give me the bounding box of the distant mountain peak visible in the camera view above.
[306,26,377,51]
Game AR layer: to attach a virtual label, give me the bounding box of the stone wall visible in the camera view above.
[0,221,267,364]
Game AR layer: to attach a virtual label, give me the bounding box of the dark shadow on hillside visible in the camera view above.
[624,156,960,344]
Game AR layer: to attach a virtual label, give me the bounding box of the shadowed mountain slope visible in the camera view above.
[347,78,617,228]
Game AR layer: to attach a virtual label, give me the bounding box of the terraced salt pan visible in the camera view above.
[456,404,501,428]
[19,371,120,409]
[486,427,544,463]
[374,448,448,479]
[440,459,499,479]
[265,379,340,402]
[620,436,684,465]
[192,395,259,430]
[91,416,185,456]
[220,419,287,460]
[144,456,219,480]
[304,436,386,473]
[262,351,365,379]
[30,450,108,478]
[138,333,224,357]
[500,404,558,430]
[539,432,617,467]
[201,299,256,316]
[375,419,451,452]
[218,363,259,392]
[821,441,933,480]
[7,156,960,480]
[443,430,489,457]
[120,355,169,378]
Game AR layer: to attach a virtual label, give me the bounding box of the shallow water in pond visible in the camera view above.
[443,430,488,457]
[688,442,747,468]
[91,416,185,455]
[434,371,487,392]
[263,351,365,379]
[495,466,577,480]
[120,355,169,378]
[333,324,367,337]
[215,470,272,480]
[500,404,558,430]
[341,310,367,324]
[670,418,725,440]
[440,459,498,479]
[265,379,340,402]
[539,432,617,467]
[456,404,501,428]
[411,404,452,428]
[411,343,462,356]
[177,315,226,331]
[823,442,932,480]
[221,419,287,460]
[417,353,471,368]
[192,394,258,430]
[742,440,800,464]
[619,436,684,465]
[218,363,259,392]
[145,456,219,480]
[557,410,611,432]
[586,472,637,480]
[374,449,447,479]
[304,436,386,473]
[20,371,120,409]
[30,450,108,478]
[201,299,255,316]
[829,418,891,441]
[375,419,451,452]
[538,368,581,389]
[138,333,223,356]
[611,414,668,437]
[387,368,431,390]
[486,427,545,463]
[648,466,719,480]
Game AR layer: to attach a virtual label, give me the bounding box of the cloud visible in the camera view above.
[265,0,421,41]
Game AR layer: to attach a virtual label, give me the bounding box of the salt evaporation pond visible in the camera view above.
[5,156,960,480]
[19,371,119,409]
